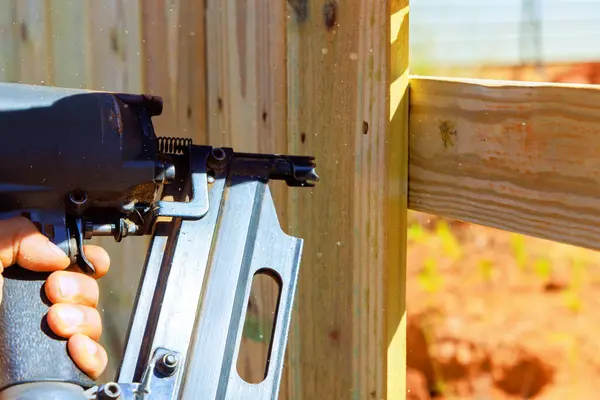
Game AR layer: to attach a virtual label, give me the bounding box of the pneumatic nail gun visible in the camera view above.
[0,82,318,399]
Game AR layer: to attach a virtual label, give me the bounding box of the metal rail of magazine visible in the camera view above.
[0,83,318,399]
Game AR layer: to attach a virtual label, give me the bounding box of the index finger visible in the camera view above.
[0,217,70,273]
[66,245,111,279]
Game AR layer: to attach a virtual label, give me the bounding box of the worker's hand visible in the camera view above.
[0,217,109,380]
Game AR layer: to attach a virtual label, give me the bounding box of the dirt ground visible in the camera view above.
[405,211,600,399]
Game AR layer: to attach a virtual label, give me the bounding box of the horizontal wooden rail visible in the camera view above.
[408,75,600,251]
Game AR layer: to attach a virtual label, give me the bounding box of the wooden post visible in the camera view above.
[389,1,410,398]
[283,0,409,398]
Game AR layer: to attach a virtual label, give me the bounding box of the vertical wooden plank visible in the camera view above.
[204,0,288,386]
[388,0,409,398]
[284,0,408,399]
[205,0,287,151]
[284,0,356,396]
[0,1,20,83]
[139,0,175,136]
[16,0,52,85]
[172,0,206,141]
[140,0,177,138]
[140,0,205,141]
[282,6,302,397]
[87,0,143,92]
[48,0,87,88]
[206,0,254,150]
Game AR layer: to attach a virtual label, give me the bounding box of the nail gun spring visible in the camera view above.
[157,137,193,155]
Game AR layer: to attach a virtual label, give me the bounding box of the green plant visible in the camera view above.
[560,257,587,313]
[407,221,426,244]
[478,258,494,282]
[562,289,583,313]
[436,220,461,260]
[510,233,528,271]
[417,257,444,293]
[533,257,552,281]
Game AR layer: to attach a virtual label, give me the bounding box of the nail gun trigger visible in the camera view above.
[73,218,95,276]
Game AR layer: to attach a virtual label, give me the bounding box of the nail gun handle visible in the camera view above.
[0,266,95,392]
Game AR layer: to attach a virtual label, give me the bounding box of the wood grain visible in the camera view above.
[389,1,409,399]
[0,0,19,83]
[0,1,411,398]
[48,0,87,88]
[139,0,207,141]
[87,0,143,92]
[139,0,176,137]
[284,0,409,398]
[409,76,600,251]
[15,0,51,85]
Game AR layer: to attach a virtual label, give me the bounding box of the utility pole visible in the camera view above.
[519,0,545,79]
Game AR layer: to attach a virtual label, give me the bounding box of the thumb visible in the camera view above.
[0,217,71,273]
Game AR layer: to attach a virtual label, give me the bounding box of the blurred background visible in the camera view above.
[407,1,600,399]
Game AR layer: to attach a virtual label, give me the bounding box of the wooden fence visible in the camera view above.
[0,0,409,399]
[6,1,590,399]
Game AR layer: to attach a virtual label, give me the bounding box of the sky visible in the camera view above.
[410,0,600,67]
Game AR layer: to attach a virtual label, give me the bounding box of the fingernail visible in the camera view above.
[57,275,79,298]
[47,240,67,258]
[84,337,99,357]
[57,306,84,327]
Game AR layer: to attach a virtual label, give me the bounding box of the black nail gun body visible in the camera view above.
[0,82,317,399]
